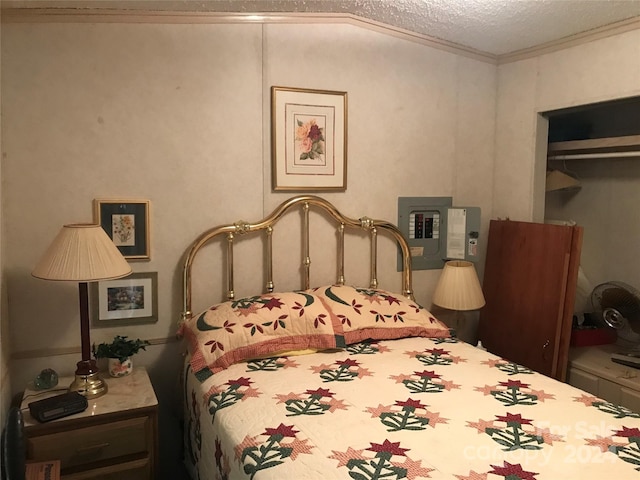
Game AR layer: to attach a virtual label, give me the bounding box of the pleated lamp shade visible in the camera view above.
[546,170,581,192]
[432,260,486,311]
[32,224,131,281]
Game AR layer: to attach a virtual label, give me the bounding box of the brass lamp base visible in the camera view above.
[69,359,108,399]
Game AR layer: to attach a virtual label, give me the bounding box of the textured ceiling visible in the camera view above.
[4,0,640,56]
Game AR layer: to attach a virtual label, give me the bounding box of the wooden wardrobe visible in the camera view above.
[478,219,583,381]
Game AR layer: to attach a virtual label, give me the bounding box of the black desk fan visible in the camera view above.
[591,281,640,367]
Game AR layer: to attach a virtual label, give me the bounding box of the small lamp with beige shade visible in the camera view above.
[432,260,486,341]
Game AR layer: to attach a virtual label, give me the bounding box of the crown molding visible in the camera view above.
[1,8,500,63]
[2,7,639,65]
[498,16,640,65]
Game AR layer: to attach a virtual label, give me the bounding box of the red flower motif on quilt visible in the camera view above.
[274,387,348,416]
[330,439,433,480]
[347,341,391,355]
[227,377,252,387]
[614,426,640,439]
[476,379,554,407]
[488,461,538,480]
[261,297,285,311]
[499,379,529,389]
[406,348,460,359]
[382,295,401,306]
[206,377,260,420]
[237,423,313,478]
[317,358,372,382]
[336,358,360,368]
[263,423,298,438]
[481,358,534,375]
[367,398,448,432]
[356,288,402,307]
[468,413,563,452]
[390,369,460,394]
[367,440,409,456]
[395,398,427,409]
[409,347,465,366]
[495,412,533,427]
[305,387,334,398]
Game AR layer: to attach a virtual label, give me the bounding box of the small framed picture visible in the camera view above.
[271,86,347,191]
[94,199,150,260]
[91,272,158,326]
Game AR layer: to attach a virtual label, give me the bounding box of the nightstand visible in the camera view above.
[568,344,640,412]
[20,367,158,480]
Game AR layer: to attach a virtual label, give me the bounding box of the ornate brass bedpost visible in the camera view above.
[360,216,378,290]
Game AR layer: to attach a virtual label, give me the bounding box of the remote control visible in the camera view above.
[611,351,640,369]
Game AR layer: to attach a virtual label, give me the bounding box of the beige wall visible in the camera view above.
[0,14,10,428]
[1,20,496,401]
[494,29,640,222]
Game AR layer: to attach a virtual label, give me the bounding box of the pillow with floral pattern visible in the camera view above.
[310,284,450,344]
[179,290,345,381]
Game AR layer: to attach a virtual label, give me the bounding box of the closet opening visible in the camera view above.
[542,95,640,295]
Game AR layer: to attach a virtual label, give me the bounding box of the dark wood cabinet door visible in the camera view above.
[478,219,582,380]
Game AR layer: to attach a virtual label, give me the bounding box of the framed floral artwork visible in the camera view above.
[94,199,150,260]
[91,272,158,326]
[271,86,347,191]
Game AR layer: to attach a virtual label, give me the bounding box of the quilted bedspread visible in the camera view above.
[183,336,640,479]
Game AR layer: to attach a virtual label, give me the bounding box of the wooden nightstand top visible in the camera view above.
[21,367,157,429]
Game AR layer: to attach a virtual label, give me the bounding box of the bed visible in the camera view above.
[178,195,640,479]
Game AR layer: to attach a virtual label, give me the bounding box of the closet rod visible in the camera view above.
[548,151,640,161]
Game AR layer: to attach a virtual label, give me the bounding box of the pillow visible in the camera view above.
[310,285,450,344]
[179,291,345,380]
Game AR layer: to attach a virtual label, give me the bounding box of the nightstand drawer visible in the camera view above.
[27,416,148,469]
[22,368,158,480]
[61,458,149,480]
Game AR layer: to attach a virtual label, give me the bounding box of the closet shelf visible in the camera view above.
[548,134,640,158]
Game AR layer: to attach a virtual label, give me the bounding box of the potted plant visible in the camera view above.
[93,335,150,377]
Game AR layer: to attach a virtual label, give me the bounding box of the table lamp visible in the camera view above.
[32,224,132,398]
[546,169,581,192]
[432,260,486,333]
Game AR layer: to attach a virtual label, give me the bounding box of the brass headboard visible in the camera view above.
[181,195,413,323]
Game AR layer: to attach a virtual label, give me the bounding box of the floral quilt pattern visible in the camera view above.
[236,424,314,479]
[275,388,348,416]
[184,337,640,479]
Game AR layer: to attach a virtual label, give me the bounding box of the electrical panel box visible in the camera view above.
[398,197,481,270]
